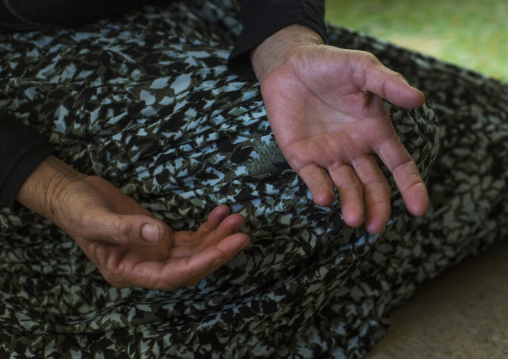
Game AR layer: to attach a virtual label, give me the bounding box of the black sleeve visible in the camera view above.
[0,0,144,32]
[0,113,54,209]
[227,0,326,79]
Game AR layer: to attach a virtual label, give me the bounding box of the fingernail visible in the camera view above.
[142,223,160,243]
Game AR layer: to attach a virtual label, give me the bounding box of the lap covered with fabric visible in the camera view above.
[0,1,505,358]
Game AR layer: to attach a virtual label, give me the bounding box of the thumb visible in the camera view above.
[80,208,168,246]
[362,58,425,109]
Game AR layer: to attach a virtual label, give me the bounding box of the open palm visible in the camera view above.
[54,175,249,290]
[260,46,428,233]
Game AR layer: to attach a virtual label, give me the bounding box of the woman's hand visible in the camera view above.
[16,156,250,290]
[251,25,428,233]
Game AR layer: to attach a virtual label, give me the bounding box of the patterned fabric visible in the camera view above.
[0,1,507,358]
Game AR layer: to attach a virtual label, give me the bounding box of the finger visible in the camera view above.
[181,232,250,287]
[328,164,364,227]
[172,213,246,256]
[81,208,168,246]
[352,155,392,233]
[169,231,250,286]
[113,232,250,290]
[115,246,224,290]
[361,57,425,109]
[198,212,246,247]
[192,232,251,282]
[377,133,429,216]
[298,164,337,207]
[197,205,231,234]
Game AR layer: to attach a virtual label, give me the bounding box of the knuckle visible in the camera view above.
[391,71,406,82]
[360,51,380,65]
[116,218,131,244]
[102,271,127,289]
[77,214,94,232]
[98,261,129,289]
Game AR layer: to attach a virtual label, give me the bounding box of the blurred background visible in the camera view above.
[325,0,508,81]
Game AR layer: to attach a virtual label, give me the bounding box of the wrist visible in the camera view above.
[15,155,87,224]
[250,24,324,83]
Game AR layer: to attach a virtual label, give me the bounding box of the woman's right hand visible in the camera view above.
[16,155,250,290]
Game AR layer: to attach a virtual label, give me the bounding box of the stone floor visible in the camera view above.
[366,240,508,359]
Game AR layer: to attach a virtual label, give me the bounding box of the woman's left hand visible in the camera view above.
[251,25,428,233]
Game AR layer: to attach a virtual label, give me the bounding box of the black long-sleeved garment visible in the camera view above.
[0,0,325,208]
[0,113,55,207]
[227,0,325,77]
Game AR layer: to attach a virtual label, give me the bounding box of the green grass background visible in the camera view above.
[325,0,508,81]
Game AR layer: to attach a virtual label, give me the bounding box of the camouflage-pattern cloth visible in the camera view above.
[0,1,507,358]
